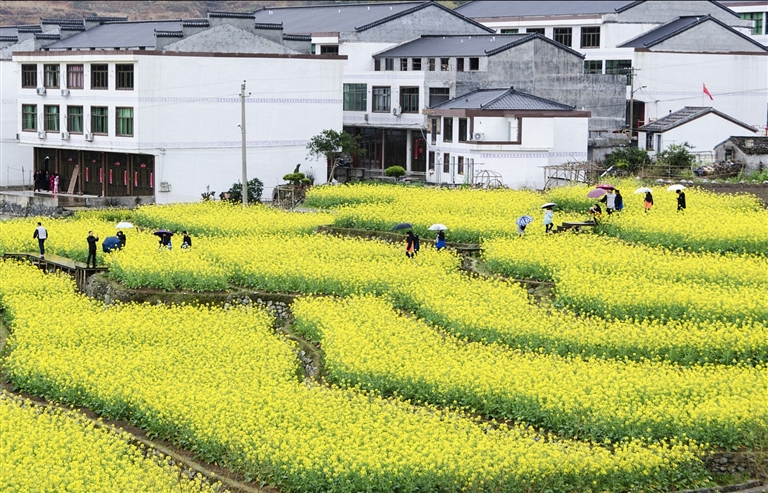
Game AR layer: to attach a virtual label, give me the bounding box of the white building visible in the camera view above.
[5,14,344,203]
[424,87,589,189]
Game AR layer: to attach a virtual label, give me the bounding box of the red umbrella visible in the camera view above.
[587,188,607,199]
[596,183,615,190]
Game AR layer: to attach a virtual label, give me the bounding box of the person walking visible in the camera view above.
[600,189,617,214]
[614,189,624,212]
[644,191,654,213]
[405,231,415,258]
[116,230,126,248]
[543,207,554,234]
[676,189,686,211]
[86,231,99,268]
[181,231,192,249]
[33,222,47,257]
[435,229,446,250]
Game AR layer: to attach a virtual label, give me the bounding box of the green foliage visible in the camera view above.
[306,129,365,164]
[283,172,307,186]
[384,166,406,179]
[604,146,650,173]
[657,142,696,171]
[226,177,264,204]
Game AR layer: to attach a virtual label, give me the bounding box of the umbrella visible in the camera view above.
[428,223,448,231]
[634,187,652,194]
[667,184,686,191]
[587,188,607,199]
[516,215,533,227]
[116,221,134,229]
[596,183,615,190]
[392,223,413,231]
[102,236,122,253]
[541,202,557,209]
[153,229,174,237]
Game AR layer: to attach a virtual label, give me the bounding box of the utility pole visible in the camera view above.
[240,80,248,206]
[627,68,639,145]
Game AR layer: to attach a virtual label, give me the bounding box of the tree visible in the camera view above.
[604,146,650,174]
[306,129,365,180]
[225,177,264,204]
[385,166,406,180]
[656,142,695,172]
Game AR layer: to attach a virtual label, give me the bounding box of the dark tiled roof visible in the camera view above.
[455,0,634,18]
[638,106,757,133]
[718,136,768,155]
[374,33,582,58]
[431,87,574,110]
[207,11,255,19]
[619,15,768,50]
[46,20,182,49]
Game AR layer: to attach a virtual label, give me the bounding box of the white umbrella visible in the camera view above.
[428,223,448,231]
[666,184,686,191]
[634,187,652,194]
[116,221,135,229]
[541,202,557,209]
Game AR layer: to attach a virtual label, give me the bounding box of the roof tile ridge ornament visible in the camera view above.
[154,30,184,38]
[83,16,128,22]
[253,22,284,30]
[34,33,61,40]
[181,19,210,27]
[207,11,256,19]
[40,18,84,25]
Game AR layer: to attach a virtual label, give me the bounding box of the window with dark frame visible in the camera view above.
[343,83,367,111]
[581,26,600,48]
[428,151,435,171]
[412,58,422,71]
[554,27,572,47]
[22,65,37,88]
[385,58,394,71]
[399,87,419,113]
[606,60,633,85]
[440,58,449,71]
[443,153,450,173]
[67,64,84,89]
[457,156,464,175]
[740,12,764,35]
[458,118,468,142]
[92,106,108,134]
[526,28,545,34]
[469,58,479,71]
[43,64,59,88]
[320,45,339,55]
[67,106,83,133]
[22,104,37,131]
[372,86,391,112]
[443,117,453,142]
[457,58,465,72]
[584,60,603,74]
[91,64,108,89]
[43,105,59,131]
[500,28,518,34]
[429,87,450,107]
[116,64,134,90]
[430,117,438,144]
[374,59,381,71]
[428,58,435,71]
[400,58,408,71]
[116,107,134,136]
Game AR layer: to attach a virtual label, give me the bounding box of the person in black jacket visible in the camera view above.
[116,230,126,248]
[676,189,686,211]
[181,231,192,249]
[86,231,99,268]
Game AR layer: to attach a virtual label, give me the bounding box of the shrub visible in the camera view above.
[604,147,650,174]
[225,177,264,203]
[385,166,406,180]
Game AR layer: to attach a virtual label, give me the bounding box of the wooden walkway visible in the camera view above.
[3,252,108,291]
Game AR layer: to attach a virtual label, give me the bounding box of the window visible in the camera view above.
[116,107,134,136]
[67,106,83,133]
[372,86,391,112]
[43,64,59,88]
[440,58,449,71]
[584,60,603,74]
[443,118,453,142]
[385,58,394,71]
[509,117,520,142]
[400,58,408,71]
[469,58,479,71]
[320,45,339,55]
[554,27,572,47]
[116,64,134,90]
[22,65,37,88]
[741,12,764,35]
[428,151,435,172]
[606,60,632,85]
[43,105,59,132]
[581,27,600,48]
[429,87,450,107]
[374,59,381,71]
[458,118,468,142]
[443,153,450,173]
[430,117,438,144]
[412,58,422,71]
[457,156,464,175]
[22,104,37,131]
[457,58,465,72]
[91,64,108,89]
[526,28,545,35]
[92,107,108,134]
[343,83,367,111]
[67,64,84,89]
[500,28,518,34]
[428,58,435,71]
[399,87,419,113]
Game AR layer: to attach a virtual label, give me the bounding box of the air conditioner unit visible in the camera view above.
[37,130,46,139]
[61,88,70,97]
[473,132,485,141]
[392,106,402,116]
[36,87,46,96]
[61,131,70,140]
[84,133,94,142]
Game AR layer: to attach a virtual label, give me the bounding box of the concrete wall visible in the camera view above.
[608,0,752,29]
[714,142,768,173]
[0,59,34,187]
[638,113,757,155]
[163,24,299,55]
[649,21,766,53]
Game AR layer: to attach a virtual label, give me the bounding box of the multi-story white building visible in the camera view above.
[4,13,343,202]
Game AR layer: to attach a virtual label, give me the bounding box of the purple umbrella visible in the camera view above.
[595,183,616,190]
[587,188,608,199]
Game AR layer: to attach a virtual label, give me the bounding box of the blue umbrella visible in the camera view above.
[516,215,533,227]
[102,236,122,253]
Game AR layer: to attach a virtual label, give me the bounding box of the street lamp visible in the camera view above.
[629,84,646,144]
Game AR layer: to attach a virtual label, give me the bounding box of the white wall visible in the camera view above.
[639,113,758,154]
[0,59,34,187]
[342,42,398,72]
[342,70,426,128]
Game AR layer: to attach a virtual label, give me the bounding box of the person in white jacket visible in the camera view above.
[33,222,47,256]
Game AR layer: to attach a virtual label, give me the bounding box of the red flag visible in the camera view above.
[703,83,714,101]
